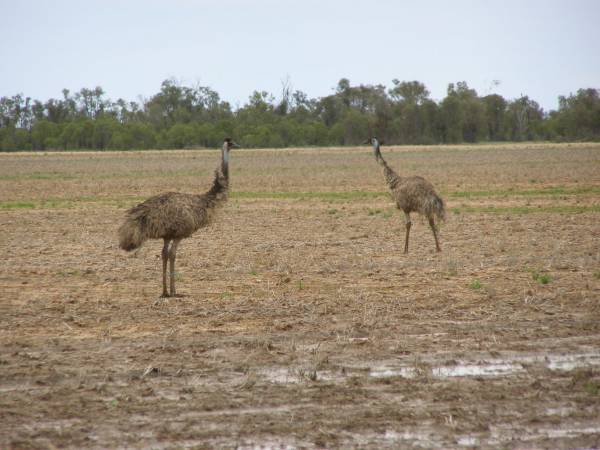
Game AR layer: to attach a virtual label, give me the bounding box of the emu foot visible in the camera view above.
[153,297,168,307]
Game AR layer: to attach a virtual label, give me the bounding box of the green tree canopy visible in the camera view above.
[1,79,598,151]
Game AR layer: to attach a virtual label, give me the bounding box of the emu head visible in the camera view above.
[221,138,240,166]
[363,136,383,155]
[223,138,240,151]
[363,137,383,148]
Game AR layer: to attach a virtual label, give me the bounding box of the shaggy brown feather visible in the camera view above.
[118,172,228,251]
[118,138,236,297]
[370,138,445,252]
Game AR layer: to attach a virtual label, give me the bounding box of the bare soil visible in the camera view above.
[1,143,600,449]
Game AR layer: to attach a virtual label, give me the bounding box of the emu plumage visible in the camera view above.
[368,137,445,253]
[118,138,237,297]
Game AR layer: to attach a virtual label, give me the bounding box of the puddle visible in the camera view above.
[133,435,309,450]
[489,424,600,444]
[261,351,600,384]
[260,368,302,384]
[350,424,600,448]
[116,438,304,450]
[84,422,600,450]
[545,353,600,370]
[349,428,446,448]
[368,360,525,380]
[367,351,600,381]
[457,435,479,446]
[369,366,417,379]
[545,406,577,417]
[543,426,600,439]
[235,441,299,450]
[433,363,523,377]
[0,384,46,393]
[383,429,441,444]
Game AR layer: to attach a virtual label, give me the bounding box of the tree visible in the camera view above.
[389,80,430,105]
[482,94,507,141]
[92,116,119,150]
[551,89,600,140]
[440,82,486,143]
[0,126,31,151]
[76,87,106,119]
[506,96,544,141]
[1,78,599,151]
[60,119,94,150]
[31,120,59,150]
[165,123,196,148]
[340,109,370,145]
[389,80,436,144]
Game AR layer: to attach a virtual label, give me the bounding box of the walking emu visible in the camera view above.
[118,138,239,297]
[366,137,445,253]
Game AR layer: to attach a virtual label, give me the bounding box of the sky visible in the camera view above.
[2,0,599,112]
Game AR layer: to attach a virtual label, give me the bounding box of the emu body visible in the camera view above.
[368,137,445,253]
[118,138,237,297]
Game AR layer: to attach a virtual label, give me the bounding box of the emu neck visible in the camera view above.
[205,146,230,203]
[221,145,229,179]
[373,144,400,188]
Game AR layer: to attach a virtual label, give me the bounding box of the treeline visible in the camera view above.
[1,79,599,151]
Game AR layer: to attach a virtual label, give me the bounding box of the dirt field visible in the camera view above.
[1,143,600,449]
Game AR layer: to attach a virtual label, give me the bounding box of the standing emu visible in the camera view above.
[118,138,239,297]
[366,137,445,253]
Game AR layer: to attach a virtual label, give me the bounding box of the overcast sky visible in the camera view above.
[2,0,599,111]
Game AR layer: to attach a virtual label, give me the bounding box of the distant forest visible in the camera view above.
[1,79,599,151]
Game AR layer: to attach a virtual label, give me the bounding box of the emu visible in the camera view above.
[366,137,445,253]
[118,138,239,297]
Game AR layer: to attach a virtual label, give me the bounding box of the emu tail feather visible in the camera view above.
[118,214,147,252]
[424,194,446,222]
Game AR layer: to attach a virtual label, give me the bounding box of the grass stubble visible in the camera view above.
[1,143,600,448]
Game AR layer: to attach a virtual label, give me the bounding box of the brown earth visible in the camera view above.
[1,143,600,449]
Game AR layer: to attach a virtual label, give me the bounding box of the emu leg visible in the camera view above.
[429,217,441,252]
[161,239,170,297]
[403,211,412,254]
[169,239,181,296]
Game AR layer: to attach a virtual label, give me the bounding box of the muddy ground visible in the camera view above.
[1,143,600,449]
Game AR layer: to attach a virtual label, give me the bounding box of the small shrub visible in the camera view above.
[537,273,551,284]
[585,381,599,396]
[469,279,482,290]
[530,269,552,285]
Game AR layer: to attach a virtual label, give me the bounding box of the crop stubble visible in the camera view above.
[1,143,600,448]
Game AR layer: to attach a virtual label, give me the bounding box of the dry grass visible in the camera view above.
[1,142,600,448]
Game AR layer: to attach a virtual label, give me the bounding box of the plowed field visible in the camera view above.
[1,143,600,449]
